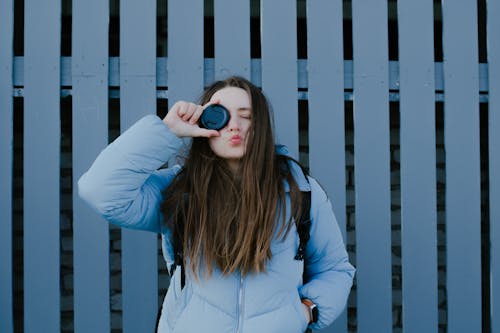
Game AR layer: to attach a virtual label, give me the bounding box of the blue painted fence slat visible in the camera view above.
[214,0,251,81]
[398,1,438,333]
[351,1,392,332]
[120,1,158,331]
[487,0,500,332]
[72,0,110,331]
[167,0,204,105]
[442,2,482,332]
[23,0,61,331]
[0,1,14,332]
[261,0,299,159]
[306,1,347,332]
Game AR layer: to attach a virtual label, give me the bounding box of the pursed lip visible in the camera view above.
[229,135,242,144]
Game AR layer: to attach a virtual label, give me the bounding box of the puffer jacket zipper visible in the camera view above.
[235,272,245,333]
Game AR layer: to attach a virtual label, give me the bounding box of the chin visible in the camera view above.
[209,142,247,161]
[223,152,244,160]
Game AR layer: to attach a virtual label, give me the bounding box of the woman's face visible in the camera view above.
[208,87,252,171]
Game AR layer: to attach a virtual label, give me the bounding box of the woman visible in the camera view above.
[78,76,355,333]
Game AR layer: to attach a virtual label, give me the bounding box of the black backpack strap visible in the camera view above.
[171,229,185,289]
[295,189,311,261]
[278,154,312,262]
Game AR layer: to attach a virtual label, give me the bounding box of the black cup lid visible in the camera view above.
[199,104,230,130]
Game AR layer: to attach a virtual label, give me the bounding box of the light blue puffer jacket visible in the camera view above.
[78,115,355,333]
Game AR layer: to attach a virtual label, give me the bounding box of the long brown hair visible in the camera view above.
[161,76,303,279]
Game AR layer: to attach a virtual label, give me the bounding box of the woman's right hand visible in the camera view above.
[163,100,221,138]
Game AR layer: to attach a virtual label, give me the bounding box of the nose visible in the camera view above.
[226,115,240,132]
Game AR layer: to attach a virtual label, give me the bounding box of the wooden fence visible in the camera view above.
[0,0,498,332]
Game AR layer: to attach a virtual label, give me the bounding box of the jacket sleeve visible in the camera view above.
[299,177,355,330]
[77,114,184,233]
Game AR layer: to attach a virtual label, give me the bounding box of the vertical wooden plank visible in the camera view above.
[261,0,299,158]
[487,0,500,332]
[168,0,204,105]
[306,1,347,332]
[214,0,251,81]
[23,0,61,331]
[351,1,392,332]
[398,1,438,332]
[120,1,158,332]
[441,2,482,332]
[0,0,14,332]
[72,0,110,331]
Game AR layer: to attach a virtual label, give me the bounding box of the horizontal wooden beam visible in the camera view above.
[12,57,491,102]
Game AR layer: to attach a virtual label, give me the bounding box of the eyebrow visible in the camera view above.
[237,107,252,112]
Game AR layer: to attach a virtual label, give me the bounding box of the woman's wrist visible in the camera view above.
[301,298,318,325]
[302,302,312,324]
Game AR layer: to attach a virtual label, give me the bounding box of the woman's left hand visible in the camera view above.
[302,302,311,324]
